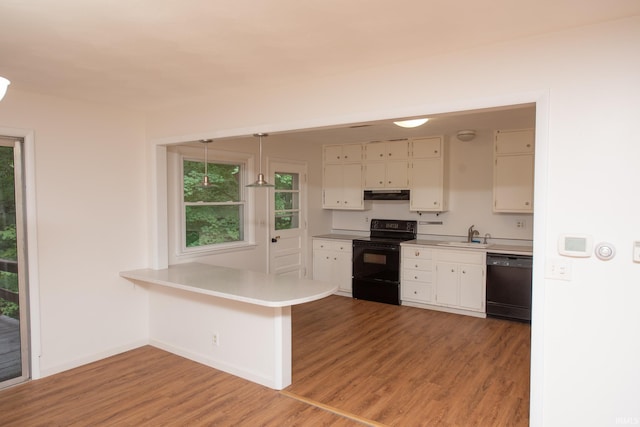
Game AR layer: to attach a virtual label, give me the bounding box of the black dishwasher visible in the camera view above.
[486,253,532,322]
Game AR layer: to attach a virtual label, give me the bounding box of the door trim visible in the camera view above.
[0,127,41,381]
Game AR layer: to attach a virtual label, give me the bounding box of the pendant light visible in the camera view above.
[200,139,213,187]
[247,133,274,188]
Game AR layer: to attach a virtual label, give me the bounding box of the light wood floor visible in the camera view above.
[0,295,530,426]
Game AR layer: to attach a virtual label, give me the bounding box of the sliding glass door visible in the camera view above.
[0,137,29,388]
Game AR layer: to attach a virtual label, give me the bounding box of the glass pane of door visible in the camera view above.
[274,172,300,231]
[0,138,28,388]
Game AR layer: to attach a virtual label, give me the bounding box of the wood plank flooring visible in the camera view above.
[0,295,530,426]
[289,296,530,426]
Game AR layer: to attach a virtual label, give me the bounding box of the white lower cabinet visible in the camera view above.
[312,239,352,294]
[401,244,486,316]
[401,246,434,304]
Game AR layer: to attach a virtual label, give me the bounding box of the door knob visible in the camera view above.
[271,236,280,243]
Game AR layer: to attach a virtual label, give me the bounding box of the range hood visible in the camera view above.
[363,189,410,200]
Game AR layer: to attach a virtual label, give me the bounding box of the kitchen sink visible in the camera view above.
[436,241,491,249]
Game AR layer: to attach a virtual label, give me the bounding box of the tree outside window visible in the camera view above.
[183,159,246,249]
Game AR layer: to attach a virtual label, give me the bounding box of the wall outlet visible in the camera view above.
[212,333,219,346]
[516,218,526,229]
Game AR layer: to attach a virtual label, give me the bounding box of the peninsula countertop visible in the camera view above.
[120,262,338,307]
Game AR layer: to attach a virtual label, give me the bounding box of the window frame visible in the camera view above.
[175,148,255,257]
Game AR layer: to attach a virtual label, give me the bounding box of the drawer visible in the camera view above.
[313,239,352,252]
[402,282,434,303]
[434,249,484,265]
[402,246,432,260]
[403,258,432,271]
[403,269,433,283]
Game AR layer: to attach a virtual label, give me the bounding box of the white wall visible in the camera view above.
[0,90,149,376]
[146,17,640,426]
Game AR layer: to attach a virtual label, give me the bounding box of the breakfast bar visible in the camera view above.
[120,262,337,390]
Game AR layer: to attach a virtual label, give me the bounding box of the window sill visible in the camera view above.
[176,241,258,258]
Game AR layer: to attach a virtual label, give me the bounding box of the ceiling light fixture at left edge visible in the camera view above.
[0,76,10,101]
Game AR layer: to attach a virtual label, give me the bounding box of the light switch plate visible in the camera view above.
[634,241,640,263]
[545,258,572,281]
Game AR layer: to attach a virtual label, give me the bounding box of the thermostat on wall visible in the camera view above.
[558,234,593,257]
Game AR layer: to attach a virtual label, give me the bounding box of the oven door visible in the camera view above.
[352,242,400,283]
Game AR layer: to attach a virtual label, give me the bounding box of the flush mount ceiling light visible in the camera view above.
[0,76,10,101]
[393,118,429,128]
[456,130,476,142]
[200,139,213,188]
[247,133,274,188]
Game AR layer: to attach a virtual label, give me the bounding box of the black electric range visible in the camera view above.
[352,219,417,305]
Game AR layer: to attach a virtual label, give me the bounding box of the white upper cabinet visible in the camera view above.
[322,144,367,210]
[409,136,447,212]
[324,144,362,163]
[411,136,442,158]
[363,140,409,189]
[364,140,409,161]
[493,129,535,213]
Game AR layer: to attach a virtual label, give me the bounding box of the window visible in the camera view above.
[273,172,300,231]
[180,154,251,253]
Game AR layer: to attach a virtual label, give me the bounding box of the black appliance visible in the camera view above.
[363,189,410,200]
[352,219,417,305]
[486,253,533,322]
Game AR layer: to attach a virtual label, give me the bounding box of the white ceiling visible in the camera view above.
[1,0,639,111]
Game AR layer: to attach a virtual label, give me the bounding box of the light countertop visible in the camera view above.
[120,262,338,307]
[313,233,364,240]
[403,240,533,256]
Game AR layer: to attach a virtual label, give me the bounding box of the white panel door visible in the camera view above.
[269,160,307,277]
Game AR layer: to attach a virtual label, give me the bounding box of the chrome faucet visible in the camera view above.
[467,225,480,243]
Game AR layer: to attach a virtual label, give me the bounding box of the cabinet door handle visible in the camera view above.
[415,264,419,268]
[414,290,418,295]
[525,201,530,206]
[388,181,392,184]
[389,153,392,156]
[414,276,418,280]
[451,269,455,272]
[462,270,466,274]
[415,251,420,256]
[379,153,384,157]
[379,181,383,184]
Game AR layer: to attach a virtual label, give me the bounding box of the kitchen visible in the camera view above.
[151,103,536,422]
[1,5,638,423]
[307,105,535,320]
